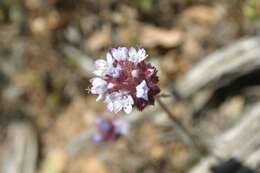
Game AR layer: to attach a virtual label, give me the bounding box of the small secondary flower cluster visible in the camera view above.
[93,117,130,143]
[90,47,160,114]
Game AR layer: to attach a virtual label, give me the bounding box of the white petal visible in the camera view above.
[107,101,114,112]
[107,65,121,78]
[105,92,133,113]
[105,92,123,113]
[106,53,114,66]
[91,78,107,89]
[113,101,123,113]
[137,48,147,62]
[96,94,103,101]
[93,69,105,76]
[94,55,115,76]
[123,104,132,114]
[122,95,134,114]
[128,47,137,58]
[136,80,149,101]
[91,87,105,94]
[95,59,106,69]
[126,95,134,104]
[129,48,147,63]
[105,92,118,103]
[90,78,108,94]
[111,47,128,61]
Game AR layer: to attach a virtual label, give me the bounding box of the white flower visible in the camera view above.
[121,94,134,114]
[107,64,122,78]
[94,52,122,78]
[128,47,147,63]
[89,47,160,113]
[108,100,123,113]
[111,47,128,61]
[136,80,149,101]
[94,53,114,77]
[90,78,108,94]
[105,92,134,114]
[90,78,108,101]
[105,92,123,113]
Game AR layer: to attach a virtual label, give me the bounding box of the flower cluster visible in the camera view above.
[93,117,130,143]
[90,47,160,114]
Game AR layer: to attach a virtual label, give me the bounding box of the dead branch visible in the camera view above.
[189,102,260,173]
[175,36,260,98]
[0,122,38,173]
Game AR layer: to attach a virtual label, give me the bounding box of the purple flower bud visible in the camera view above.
[93,117,130,143]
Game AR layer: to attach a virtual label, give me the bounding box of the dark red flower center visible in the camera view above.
[105,60,160,110]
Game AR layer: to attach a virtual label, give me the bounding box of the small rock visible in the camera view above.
[85,26,111,51]
[39,149,68,173]
[140,25,184,48]
[29,17,49,36]
[219,96,245,120]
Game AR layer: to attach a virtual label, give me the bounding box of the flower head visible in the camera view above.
[93,117,130,143]
[89,47,160,114]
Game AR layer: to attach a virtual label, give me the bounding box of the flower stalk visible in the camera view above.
[156,96,208,156]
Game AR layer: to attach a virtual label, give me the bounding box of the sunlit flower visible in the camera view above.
[93,117,130,143]
[89,47,160,114]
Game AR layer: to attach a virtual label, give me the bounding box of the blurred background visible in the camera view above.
[0,0,260,173]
